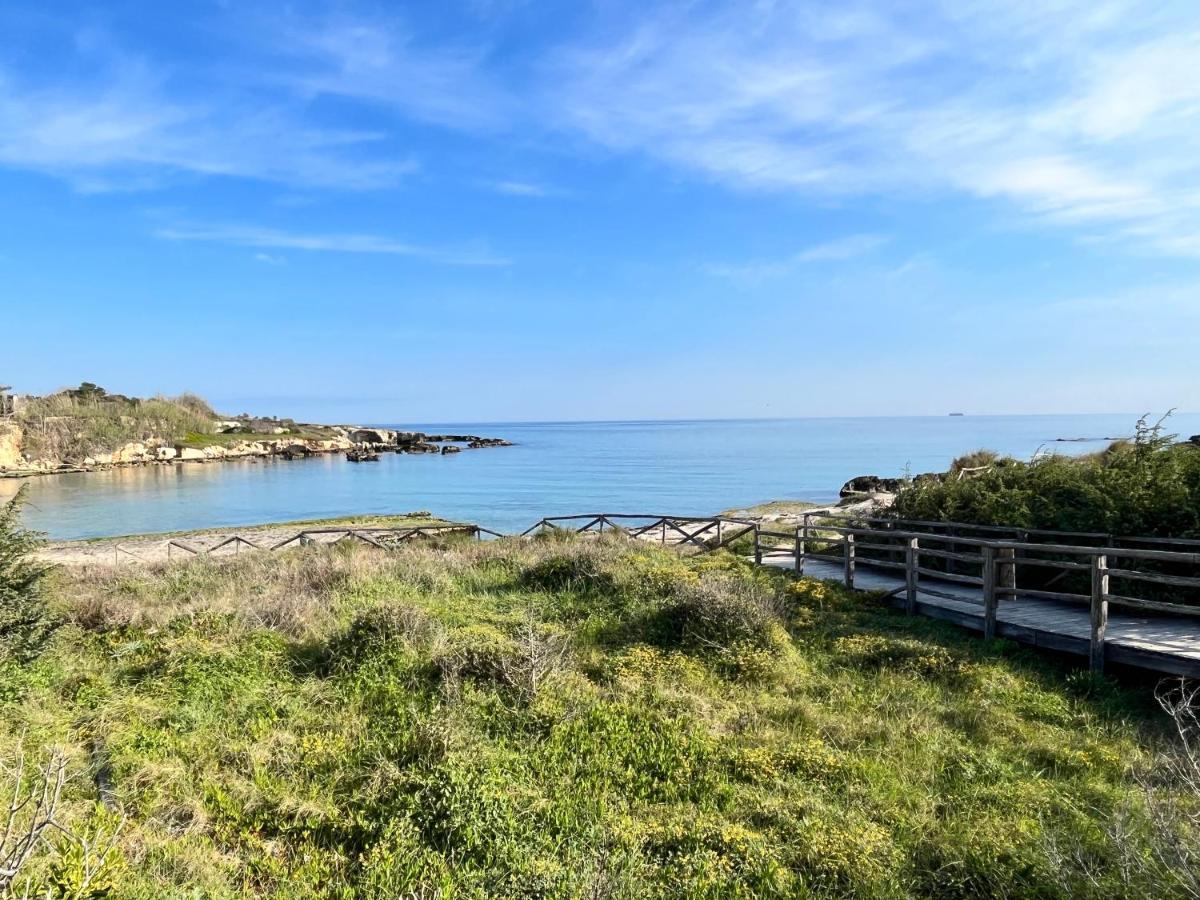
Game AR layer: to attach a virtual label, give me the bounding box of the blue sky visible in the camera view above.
[1,0,1198,423]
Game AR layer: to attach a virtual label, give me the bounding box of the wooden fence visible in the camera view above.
[753,516,1200,672]
[117,509,1200,675]
[520,513,757,551]
[153,524,498,562]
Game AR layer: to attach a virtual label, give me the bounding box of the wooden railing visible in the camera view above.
[752,518,1200,672]
[126,508,1200,675]
[521,513,757,551]
[162,524,495,561]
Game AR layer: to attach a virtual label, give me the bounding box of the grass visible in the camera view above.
[18,390,217,461]
[3,532,1199,897]
[177,429,332,448]
[720,500,824,519]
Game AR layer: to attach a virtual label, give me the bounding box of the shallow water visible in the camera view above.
[6,414,1197,540]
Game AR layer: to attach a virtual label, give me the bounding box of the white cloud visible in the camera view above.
[157,223,509,267]
[3,2,1200,261]
[270,19,510,131]
[488,179,558,197]
[0,64,416,191]
[545,1,1200,257]
[705,233,888,282]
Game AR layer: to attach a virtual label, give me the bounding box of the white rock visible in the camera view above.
[113,442,147,463]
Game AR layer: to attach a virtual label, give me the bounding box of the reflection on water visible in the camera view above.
[9,414,1198,540]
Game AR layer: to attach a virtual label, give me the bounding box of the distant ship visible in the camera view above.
[949,412,965,416]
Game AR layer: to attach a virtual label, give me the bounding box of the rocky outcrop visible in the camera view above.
[840,475,903,497]
[840,472,946,497]
[349,428,394,444]
[1,418,511,478]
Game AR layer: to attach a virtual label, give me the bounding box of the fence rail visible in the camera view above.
[114,509,1200,675]
[159,524,490,562]
[750,513,1200,673]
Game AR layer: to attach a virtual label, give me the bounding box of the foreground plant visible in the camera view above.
[0,530,1197,897]
[0,488,53,668]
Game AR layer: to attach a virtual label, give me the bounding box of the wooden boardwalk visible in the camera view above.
[764,555,1200,677]
[526,513,1200,677]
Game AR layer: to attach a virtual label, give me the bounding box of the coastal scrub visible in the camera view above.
[1,529,1198,897]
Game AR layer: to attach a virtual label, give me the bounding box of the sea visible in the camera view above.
[6,414,1199,541]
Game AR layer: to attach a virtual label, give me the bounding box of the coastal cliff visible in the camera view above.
[0,383,509,477]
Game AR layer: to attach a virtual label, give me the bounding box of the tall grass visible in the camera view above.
[1,533,1197,896]
[17,389,218,460]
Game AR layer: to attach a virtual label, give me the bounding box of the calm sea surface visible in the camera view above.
[6,414,1198,540]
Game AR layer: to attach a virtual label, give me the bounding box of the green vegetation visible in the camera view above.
[892,415,1200,538]
[0,488,53,667]
[2,526,1200,897]
[176,429,321,448]
[719,500,822,519]
[17,385,219,461]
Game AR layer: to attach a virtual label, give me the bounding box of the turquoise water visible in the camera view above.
[6,414,1198,540]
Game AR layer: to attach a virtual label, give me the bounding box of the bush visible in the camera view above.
[328,602,441,670]
[892,414,1200,538]
[519,545,618,595]
[668,573,788,652]
[0,487,54,665]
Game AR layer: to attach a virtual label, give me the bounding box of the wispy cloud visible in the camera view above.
[3,2,1200,262]
[705,234,888,282]
[157,223,510,267]
[546,1,1200,257]
[268,18,510,130]
[0,61,417,191]
[487,179,560,197]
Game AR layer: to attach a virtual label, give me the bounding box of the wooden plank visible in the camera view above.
[905,538,918,614]
[844,533,855,588]
[982,545,997,640]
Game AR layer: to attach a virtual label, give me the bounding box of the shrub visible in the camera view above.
[328,602,441,670]
[519,545,618,595]
[0,487,54,665]
[832,633,973,680]
[892,414,1200,538]
[668,573,789,652]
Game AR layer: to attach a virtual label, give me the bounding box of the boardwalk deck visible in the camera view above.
[764,555,1200,677]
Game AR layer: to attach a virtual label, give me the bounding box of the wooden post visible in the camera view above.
[1090,554,1109,673]
[717,520,723,546]
[754,526,763,565]
[793,526,805,575]
[905,538,918,613]
[998,547,1016,600]
[844,533,856,588]
[982,545,997,640]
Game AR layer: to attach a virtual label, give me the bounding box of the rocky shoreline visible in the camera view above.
[0,424,512,478]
